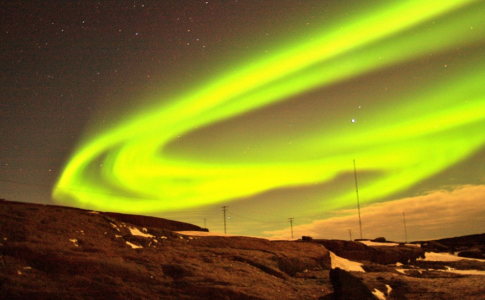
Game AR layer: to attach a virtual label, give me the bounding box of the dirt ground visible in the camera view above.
[1,200,484,299]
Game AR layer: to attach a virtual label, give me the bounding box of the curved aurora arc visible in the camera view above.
[53,0,485,216]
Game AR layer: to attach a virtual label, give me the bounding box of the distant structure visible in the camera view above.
[222,206,228,234]
[288,218,294,239]
[403,212,408,243]
[353,159,363,239]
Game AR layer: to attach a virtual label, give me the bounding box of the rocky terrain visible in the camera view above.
[1,199,484,299]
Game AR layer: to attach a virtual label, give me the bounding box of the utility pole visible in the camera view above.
[348,229,352,241]
[353,159,363,239]
[403,212,408,243]
[288,218,294,239]
[222,206,228,234]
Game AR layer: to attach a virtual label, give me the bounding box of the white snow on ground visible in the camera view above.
[398,268,485,276]
[129,227,154,238]
[442,270,485,276]
[420,252,484,262]
[359,241,399,247]
[178,232,365,272]
[175,231,297,240]
[69,239,78,247]
[176,231,230,237]
[329,251,365,272]
[359,241,419,247]
[372,284,392,300]
[386,285,392,295]
[126,241,142,249]
[372,288,386,300]
[110,223,120,232]
[171,232,485,276]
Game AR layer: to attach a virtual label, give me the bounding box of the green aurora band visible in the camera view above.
[53,0,485,215]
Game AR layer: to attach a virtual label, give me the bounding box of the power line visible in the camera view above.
[293,224,321,235]
[226,211,287,224]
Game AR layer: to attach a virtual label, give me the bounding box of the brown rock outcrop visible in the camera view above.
[458,249,484,259]
[102,211,208,232]
[1,200,484,299]
[329,267,378,300]
[310,240,425,265]
[0,200,332,299]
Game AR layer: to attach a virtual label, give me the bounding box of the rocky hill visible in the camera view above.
[1,199,484,299]
[414,234,485,259]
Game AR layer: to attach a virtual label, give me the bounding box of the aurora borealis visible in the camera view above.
[2,0,485,240]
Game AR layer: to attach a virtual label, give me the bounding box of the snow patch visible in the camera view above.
[69,239,79,247]
[372,288,386,300]
[175,231,270,239]
[129,227,154,238]
[359,241,399,247]
[110,223,120,232]
[386,284,392,295]
[443,270,485,276]
[359,241,419,247]
[126,241,142,249]
[329,251,365,272]
[420,252,484,262]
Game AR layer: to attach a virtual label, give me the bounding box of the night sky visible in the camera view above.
[2,0,485,241]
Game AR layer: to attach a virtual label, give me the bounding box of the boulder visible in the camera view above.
[420,241,449,252]
[458,249,484,259]
[313,240,424,265]
[371,237,386,243]
[371,246,425,264]
[329,267,377,300]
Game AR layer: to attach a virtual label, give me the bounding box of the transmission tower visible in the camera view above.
[353,159,363,239]
[403,212,408,243]
[288,218,294,239]
[222,206,228,234]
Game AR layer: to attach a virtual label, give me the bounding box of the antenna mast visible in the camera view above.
[288,218,294,239]
[222,206,228,234]
[403,212,408,243]
[353,159,363,239]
